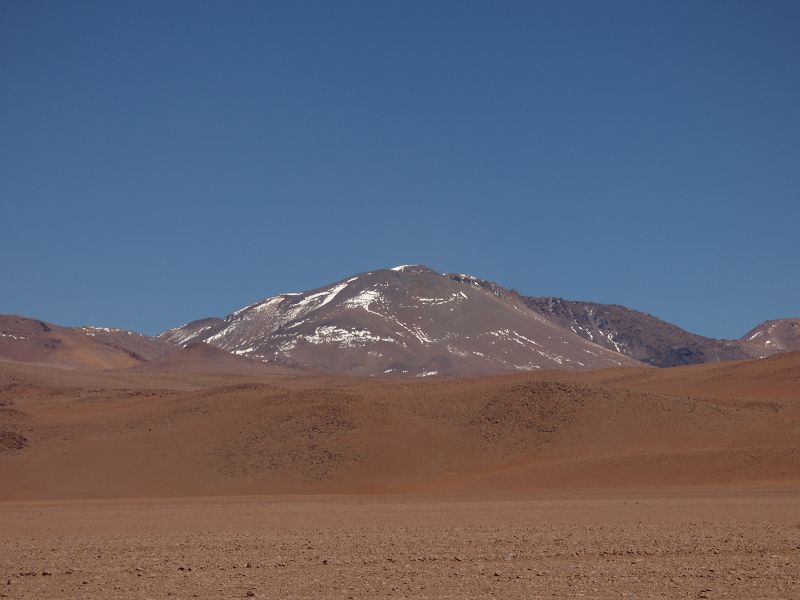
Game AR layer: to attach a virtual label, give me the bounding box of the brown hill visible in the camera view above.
[0,314,174,370]
[1,351,797,500]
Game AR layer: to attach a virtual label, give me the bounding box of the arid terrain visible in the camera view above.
[1,347,799,597]
[4,0,798,594]
[2,490,799,599]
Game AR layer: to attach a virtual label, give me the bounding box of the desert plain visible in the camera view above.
[1,347,799,598]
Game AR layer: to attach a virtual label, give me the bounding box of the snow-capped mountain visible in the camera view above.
[3,267,796,375]
[159,265,638,376]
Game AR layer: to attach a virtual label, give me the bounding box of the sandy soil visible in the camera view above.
[1,489,799,599]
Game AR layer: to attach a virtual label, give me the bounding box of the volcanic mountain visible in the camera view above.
[0,314,173,370]
[522,297,753,367]
[741,318,800,355]
[159,266,638,376]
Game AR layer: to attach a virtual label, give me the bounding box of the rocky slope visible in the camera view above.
[443,274,800,368]
[522,297,752,367]
[0,314,174,370]
[159,266,637,376]
[741,318,800,355]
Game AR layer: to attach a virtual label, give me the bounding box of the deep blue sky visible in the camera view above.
[2,1,798,338]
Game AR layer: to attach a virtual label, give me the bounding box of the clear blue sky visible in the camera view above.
[2,1,798,339]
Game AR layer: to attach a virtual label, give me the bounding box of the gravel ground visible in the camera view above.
[2,489,799,599]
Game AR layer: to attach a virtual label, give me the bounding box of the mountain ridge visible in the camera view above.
[442,273,797,368]
[521,296,752,367]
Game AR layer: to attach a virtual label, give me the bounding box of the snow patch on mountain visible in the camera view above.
[0,332,27,340]
[303,325,396,347]
[416,370,438,377]
[345,289,383,312]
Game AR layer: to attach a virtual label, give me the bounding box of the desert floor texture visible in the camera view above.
[2,490,799,599]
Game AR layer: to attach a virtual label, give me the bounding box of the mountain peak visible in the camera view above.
[388,264,437,274]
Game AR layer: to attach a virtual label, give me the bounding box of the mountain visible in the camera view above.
[0,314,174,370]
[741,318,800,355]
[522,298,800,367]
[159,265,638,376]
[522,297,752,367]
[7,268,792,376]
